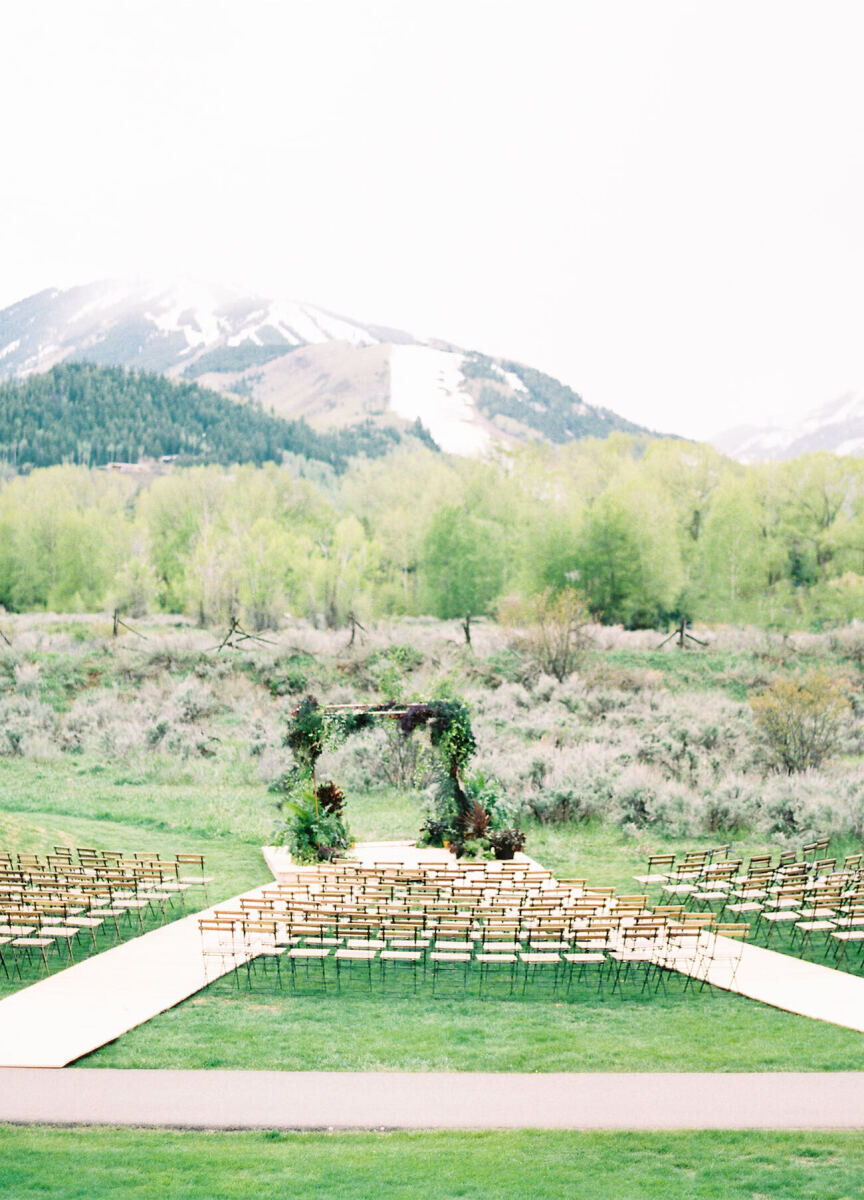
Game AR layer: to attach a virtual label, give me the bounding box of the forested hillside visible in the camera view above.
[1,436,862,630]
[0,363,421,472]
[461,353,647,443]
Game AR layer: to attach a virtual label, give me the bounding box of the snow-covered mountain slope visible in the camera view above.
[712,392,864,462]
[0,279,651,453]
[0,279,386,378]
[390,346,492,455]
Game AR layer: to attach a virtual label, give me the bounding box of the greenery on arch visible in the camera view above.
[275,694,523,860]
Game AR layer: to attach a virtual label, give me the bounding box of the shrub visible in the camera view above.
[750,670,852,773]
[273,788,351,863]
[757,774,830,841]
[829,625,864,668]
[499,588,592,682]
[474,646,539,689]
[0,696,58,756]
[173,678,221,723]
[700,776,761,832]
[462,770,513,828]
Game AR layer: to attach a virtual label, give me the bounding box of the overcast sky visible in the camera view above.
[3,0,864,440]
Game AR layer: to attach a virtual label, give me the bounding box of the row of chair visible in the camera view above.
[636,839,835,889]
[200,859,750,999]
[637,842,864,971]
[200,913,748,998]
[0,844,212,979]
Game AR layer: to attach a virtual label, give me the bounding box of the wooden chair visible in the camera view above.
[287,946,330,992]
[334,947,377,992]
[379,948,422,993]
[475,951,518,998]
[199,917,243,983]
[430,950,471,996]
[700,923,749,990]
[518,950,560,996]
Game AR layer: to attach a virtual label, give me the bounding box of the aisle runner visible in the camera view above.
[677,934,864,1033]
[0,886,267,1068]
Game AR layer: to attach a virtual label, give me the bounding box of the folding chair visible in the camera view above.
[702,923,749,990]
[287,947,330,992]
[430,951,470,996]
[518,950,560,997]
[608,922,662,995]
[379,949,423,994]
[199,917,243,984]
[628,859,676,888]
[469,951,514,998]
[242,919,285,988]
[334,948,376,992]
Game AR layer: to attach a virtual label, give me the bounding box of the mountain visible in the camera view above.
[0,280,651,455]
[712,392,864,462]
[0,362,417,474]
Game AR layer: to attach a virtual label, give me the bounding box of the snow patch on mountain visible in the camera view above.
[389,345,490,455]
[0,279,387,380]
[499,367,527,394]
[0,278,654,459]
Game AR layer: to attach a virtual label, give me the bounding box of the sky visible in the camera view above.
[2,0,864,441]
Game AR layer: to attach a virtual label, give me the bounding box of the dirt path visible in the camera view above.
[2,1069,864,1130]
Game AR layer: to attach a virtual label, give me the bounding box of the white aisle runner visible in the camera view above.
[0,886,267,1068]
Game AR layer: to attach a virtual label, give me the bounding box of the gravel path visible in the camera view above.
[2,1069,864,1130]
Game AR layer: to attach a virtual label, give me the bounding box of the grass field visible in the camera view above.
[2,1128,864,1199]
[85,982,864,1073]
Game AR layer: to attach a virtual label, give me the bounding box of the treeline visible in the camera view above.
[0,363,421,473]
[1,436,863,631]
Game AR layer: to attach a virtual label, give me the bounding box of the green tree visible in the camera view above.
[421,505,505,643]
[697,477,773,611]
[577,472,683,627]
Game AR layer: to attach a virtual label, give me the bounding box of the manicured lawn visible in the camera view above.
[2,1128,864,1199]
[85,981,864,1073]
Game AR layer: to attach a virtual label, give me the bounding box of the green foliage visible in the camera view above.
[750,670,852,773]
[420,505,505,625]
[2,435,864,631]
[577,473,683,627]
[274,787,351,863]
[398,700,477,774]
[0,363,409,475]
[281,696,480,851]
[254,653,314,697]
[183,343,297,377]
[283,696,328,774]
[418,761,520,858]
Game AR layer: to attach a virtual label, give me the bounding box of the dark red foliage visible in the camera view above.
[316,780,345,817]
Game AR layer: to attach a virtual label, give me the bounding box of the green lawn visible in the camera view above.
[85,979,864,1073]
[2,1128,864,1199]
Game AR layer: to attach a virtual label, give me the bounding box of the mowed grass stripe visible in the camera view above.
[83,985,864,1073]
[2,1128,864,1200]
